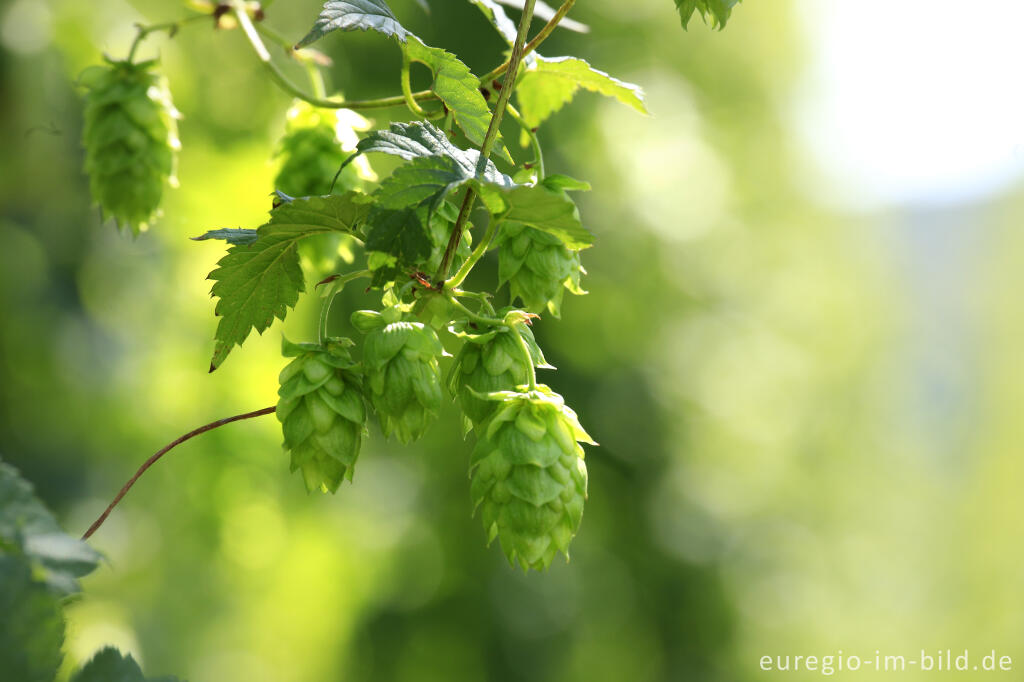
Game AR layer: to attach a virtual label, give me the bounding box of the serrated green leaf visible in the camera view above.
[500,184,593,250]
[0,553,64,682]
[404,38,512,164]
[296,0,411,48]
[191,228,259,245]
[206,193,370,370]
[516,56,647,129]
[0,461,100,596]
[347,121,516,189]
[71,647,180,682]
[674,0,741,29]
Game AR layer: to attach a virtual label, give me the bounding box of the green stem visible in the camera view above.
[446,295,504,327]
[126,13,208,62]
[401,54,428,117]
[447,216,505,289]
[435,0,538,284]
[511,322,539,390]
[480,0,577,83]
[505,104,543,177]
[232,4,430,111]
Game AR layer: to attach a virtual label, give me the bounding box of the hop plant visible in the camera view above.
[274,99,376,198]
[80,58,180,235]
[354,308,445,443]
[277,337,367,493]
[497,223,586,317]
[449,312,550,428]
[469,386,595,570]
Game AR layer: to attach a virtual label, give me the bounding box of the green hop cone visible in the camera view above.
[355,309,445,443]
[277,337,367,493]
[497,223,586,317]
[274,99,376,197]
[448,312,551,428]
[80,58,180,235]
[470,386,596,570]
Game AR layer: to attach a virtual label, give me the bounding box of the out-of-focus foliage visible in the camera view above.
[4,0,1023,681]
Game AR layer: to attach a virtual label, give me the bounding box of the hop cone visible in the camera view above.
[449,312,550,428]
[274,100,375,198]
[470,386,595,570]
[277,338,367,493]
[498,223,585,317]
[356,310,445,443]
[80,58,180,235]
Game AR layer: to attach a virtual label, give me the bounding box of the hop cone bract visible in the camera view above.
[449,314,549,428]
[498,223,585,317]
[80,58,180,234]
[470,386,595,570]
[277,338,367,493]
[358,312,445,443]
[274,100,375,198]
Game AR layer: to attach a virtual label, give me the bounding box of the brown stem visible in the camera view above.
[81,406,277,541]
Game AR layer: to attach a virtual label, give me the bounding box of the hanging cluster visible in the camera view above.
[80,57,180,235]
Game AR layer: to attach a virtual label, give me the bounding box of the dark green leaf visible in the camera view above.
[0,461,100,596]
[516,56,647,129]
[191,228,259,245]
[674,0,741,29]
[72,647,180,682]
[403,39,512,164]
[206,193,370,370]
[0,553,64,682]
[296,0,412,48]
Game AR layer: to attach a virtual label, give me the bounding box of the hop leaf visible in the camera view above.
[497,223,586,317]
[80,58,180,235]
[469,386,595,570]
[277,338,368,493]
[275,100,375,198]
[449,317,549,427]
[357,312,445,443]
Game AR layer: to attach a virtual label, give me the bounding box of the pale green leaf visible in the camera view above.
[500,183,593,249]
[516,56,647,129]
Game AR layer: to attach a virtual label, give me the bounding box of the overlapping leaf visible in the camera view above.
[404,38,512,163]
[296,0,411,47]
[206,193,370,370]
[516,56,647,129]
[498,181,593,250]
[674,0,741,29]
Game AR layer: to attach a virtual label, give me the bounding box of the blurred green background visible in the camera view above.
[3,0,1024,679]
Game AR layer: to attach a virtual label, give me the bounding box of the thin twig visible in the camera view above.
[81,406,277,540]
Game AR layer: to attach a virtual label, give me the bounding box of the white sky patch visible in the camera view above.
[793,0,1024,208]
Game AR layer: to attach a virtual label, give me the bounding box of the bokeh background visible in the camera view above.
[2,0,1024,679]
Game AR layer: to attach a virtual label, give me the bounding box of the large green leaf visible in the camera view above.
[0,461,100,596]
[516,56,648,129]
[348,121,515,189]
[72,647,180,682]
[206,193,370,370]
[403,39,512,164]
[0,553,65,682]
[296,0,411,47]
[499,181,593,250]
[674,0,741,29]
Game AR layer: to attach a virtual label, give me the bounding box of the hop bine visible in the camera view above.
[277,338,367,493]
[80,58,180,235]
[353,308,445,443]
[469,385,595,570]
